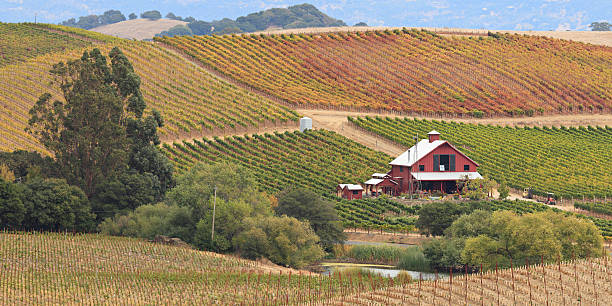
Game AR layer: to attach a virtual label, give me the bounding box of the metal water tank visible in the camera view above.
[300,117,312,132]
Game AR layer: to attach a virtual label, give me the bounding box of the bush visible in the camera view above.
[98,203,194,242]
[276,188,346,251]
[233,215,324,268]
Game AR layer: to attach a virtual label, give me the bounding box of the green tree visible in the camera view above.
[498,179,510,200]
[99,10,126,25]
[233,215,324,268]
[27,47,171,207]
[91,171,161,220]
[165,162,271,222]
[276,188,346,251]
[129,13,137,20]
[590,22,611,31]
[21,178,95,231]
[0,150,56,180]
[193,198,254,252]
[141,10,162,20]
[0,179,25,228]
[415,202,464,236]
[27,48,131,197]
[0,164,15,182]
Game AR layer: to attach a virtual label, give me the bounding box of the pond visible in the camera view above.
[321,263,447,280]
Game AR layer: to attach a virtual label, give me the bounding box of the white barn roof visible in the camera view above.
[411,172,483,181]
[364,178,384,185]
[339,184,363,191]
[389,139,446,167]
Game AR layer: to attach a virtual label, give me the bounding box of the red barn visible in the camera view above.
[367,131,482,195]
[337,184,363,200]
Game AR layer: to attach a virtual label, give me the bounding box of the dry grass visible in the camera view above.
[91,18,187,40]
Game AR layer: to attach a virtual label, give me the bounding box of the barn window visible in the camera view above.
[399,166,403,172]
[352,190,359,195]
[464,164,470,171]
[419,165,425,171]
[434,154,455,171]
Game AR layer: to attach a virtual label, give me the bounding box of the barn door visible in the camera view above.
[450,154,456,171]
[433,154,439,172]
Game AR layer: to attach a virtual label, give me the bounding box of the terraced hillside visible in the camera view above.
[0,23,90,67]
[0,232,392,304]
[349,116,612,199]
[0,24,298,153]
[157,30,612,116]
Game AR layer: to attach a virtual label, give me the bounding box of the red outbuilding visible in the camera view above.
[337,184,364,200]
[366,131,482,196]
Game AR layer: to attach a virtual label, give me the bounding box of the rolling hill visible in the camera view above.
[91,18,187,40]
[0,24,297,153]
[157,29,612,116]
[0,231,377,304]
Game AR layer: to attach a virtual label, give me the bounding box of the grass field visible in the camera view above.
[157,29,612,116]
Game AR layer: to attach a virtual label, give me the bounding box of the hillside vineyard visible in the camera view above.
[349,117,612,198]
[0,23,90,67]
[0,232,396,304]
[157,29,612,115]
[0,24,298,152]
[161,130,422,228]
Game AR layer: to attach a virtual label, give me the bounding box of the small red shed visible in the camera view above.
[337,184,364,200]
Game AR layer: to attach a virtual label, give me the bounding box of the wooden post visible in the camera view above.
[511,259,516,305]
[526,258,532,305]
[465,265,468,305]
[573,252,581,306]
[542,255,548,306]
[558,255,566,306]
[480,263,484,306]
[418,272,422,306]
[449,267,453,306]
[495,261,500,306]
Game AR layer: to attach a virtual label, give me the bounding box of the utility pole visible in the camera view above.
[34,13,37,24]
[210,186,217,245]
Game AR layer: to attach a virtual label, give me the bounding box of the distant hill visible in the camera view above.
[157,3,346,37]
[91,18,187,40]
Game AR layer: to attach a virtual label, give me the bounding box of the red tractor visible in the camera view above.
[545,192,556,205]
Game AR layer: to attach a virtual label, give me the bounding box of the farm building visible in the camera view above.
[337,184,363,200]
[364,131,482,196]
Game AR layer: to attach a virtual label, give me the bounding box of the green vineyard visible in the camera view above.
[349,116,612,199]
[0,23,90,67]
[0,24,298,152]
[157,30,612,115]
[574,202,612,216]
[161,130,421,228]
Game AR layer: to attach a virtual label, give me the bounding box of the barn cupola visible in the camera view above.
[427,130,441,143]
